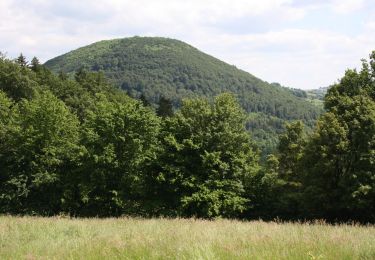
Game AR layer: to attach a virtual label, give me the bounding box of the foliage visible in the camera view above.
[251,122,306,219]
[306,87,328,101]
[261,52,375,222]
[0,56,38,100]
[72,95,161,216]
[0,56,262,218]
[302,54,375,222]
[44,36,322,152]
[151,94,260,218]
[16,53,28,67]
[0,49,374,222]
[0,91,81,215]
[156,96,173,117]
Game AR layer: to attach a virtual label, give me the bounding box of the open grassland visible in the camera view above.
[0,216,374,259]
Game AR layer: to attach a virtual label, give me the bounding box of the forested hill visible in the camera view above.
[45,37,321,122]
[44,37,322,153]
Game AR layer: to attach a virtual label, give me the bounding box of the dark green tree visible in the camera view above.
[16,53,27,67]
[0,90,12,125]
[157,96,173,117]
[270,121,306,219]
[152,93,260,218]
[0,91,13,153]
[0,56,38,100]
[30,57,41,72]
[277,121,306,180]
[302,53,375,222]
[74,95,161,216]
[0,91,81,215]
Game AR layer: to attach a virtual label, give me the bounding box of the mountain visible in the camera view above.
[44,36,322,153]
[307,87,328,100]
[303,87,329,109]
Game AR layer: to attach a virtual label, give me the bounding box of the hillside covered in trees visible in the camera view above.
[0,50,374,222]
[44,37,322,153]
[1,55,260,218]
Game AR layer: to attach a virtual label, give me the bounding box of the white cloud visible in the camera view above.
[0,0,304,60]
[332,0,365,14]
[0,0,374,89]
[196,28,375,89]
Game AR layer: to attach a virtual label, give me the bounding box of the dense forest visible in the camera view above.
[0,50,374,222]
[44,37,323,154]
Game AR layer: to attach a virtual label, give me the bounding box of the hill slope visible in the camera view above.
[45,37,322,152]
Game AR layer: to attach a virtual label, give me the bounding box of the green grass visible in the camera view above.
[0,216,374,259]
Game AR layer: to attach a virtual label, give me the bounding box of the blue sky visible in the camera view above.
[1,0,374,89]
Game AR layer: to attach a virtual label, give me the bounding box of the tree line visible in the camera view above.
[0,52,374,222]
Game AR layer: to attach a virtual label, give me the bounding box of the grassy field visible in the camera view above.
[0,216,374,259]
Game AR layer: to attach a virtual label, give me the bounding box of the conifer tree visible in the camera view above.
[30,57,41,71]
[16,53,27,67]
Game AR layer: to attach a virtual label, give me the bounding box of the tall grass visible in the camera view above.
[0,216,374,259]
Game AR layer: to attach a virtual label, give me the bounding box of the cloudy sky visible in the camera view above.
[1,0,374,89]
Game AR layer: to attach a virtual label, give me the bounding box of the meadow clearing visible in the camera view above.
[0,216,374,259]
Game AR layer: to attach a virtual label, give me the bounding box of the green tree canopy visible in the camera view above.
[156,96,173,117]
[74,95,161,216]
[303,53,375,221]
[0,91,81,215]
[153,93,260,218]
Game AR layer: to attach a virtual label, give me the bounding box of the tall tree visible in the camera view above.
[0,91,81,215]
[302,53,375,222]
[30,57,41,72]
[152,94,260,218]
[259,121,306,219]
[16,53,27,67]
[75,95,161,216]
[277,121,306,181]
[0,56,37,100]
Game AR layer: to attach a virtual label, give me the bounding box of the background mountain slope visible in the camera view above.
[45,36,322,153]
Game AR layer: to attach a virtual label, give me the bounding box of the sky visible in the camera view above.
[1,0,375,89]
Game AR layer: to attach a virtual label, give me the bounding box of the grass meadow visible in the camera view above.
[0,216,374,259]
